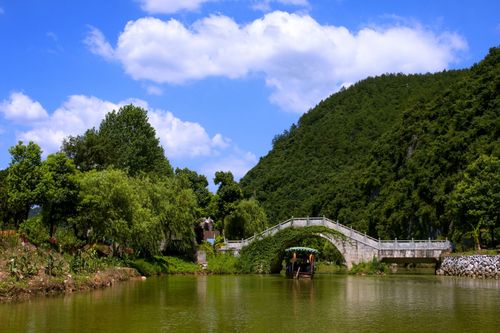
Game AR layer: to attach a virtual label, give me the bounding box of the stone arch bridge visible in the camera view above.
[220,217,452,269]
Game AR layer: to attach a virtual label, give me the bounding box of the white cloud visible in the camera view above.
[146,85,163,95]
[253,0,310,11]
[148,108,230,158]
[84,26,115,61]
[0,92,49,123]
[4,94,233,161]
[87,11,467,113]
[138,0,212,14]
[201,149,257,181]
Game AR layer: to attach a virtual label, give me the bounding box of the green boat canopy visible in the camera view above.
[284,247,319,254]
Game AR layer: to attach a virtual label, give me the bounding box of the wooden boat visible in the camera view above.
[284,247,319,279]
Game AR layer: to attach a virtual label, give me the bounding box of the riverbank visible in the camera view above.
[0,234,141,302]
[0,266,139,302]
[437,255,500,279]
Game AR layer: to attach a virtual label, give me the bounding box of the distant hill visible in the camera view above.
[240,47,499,241]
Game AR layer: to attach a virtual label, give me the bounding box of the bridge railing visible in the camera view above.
[378,239,452,250]
[223,217,452,251]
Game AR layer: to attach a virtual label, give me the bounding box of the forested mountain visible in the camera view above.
[241,47,499,246]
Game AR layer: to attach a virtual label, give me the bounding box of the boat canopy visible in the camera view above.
[284,247,319,254]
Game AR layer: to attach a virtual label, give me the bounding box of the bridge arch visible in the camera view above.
[236,225,347,274]
[222,217,452,272]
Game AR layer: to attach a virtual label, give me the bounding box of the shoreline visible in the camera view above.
[0,267,139,303]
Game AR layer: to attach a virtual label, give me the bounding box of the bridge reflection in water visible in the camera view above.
[221,217,452,269]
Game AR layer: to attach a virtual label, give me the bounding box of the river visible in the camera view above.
[1,274,499,332]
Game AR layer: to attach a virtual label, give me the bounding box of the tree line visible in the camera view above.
[0,105,268,258]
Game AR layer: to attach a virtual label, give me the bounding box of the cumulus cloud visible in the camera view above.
[86,11,467,113]
[0,92,49,123]
[201,149,258,180]
[2,93,233,162]
[138,0,212,14]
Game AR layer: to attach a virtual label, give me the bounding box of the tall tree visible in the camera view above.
[0,169,13,228]
[62,128,106,172]
[6,141,42,226]
[62,105,173,177]
[175,167,212,218]
[451,155,500,250]
[214,171,242,224]
[37,153,79,237]
[224,199,268,239]
[98,104,172,177]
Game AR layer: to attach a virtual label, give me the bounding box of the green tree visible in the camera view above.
[451,155,500,250]
[175,167,212,217]
[224,199,268,239]
[0,169,13,228]
[135,176,197,256]
[214,171,243,228]
[98,104,172,177]
[37,153,79,237]
[6,141,42,226]
[62,128,106,172]
[71,169,138,247]
[62,105,173,177]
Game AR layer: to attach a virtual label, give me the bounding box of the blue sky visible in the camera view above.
[0,0,499,185]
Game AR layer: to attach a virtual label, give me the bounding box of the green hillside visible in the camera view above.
[241,47,499,245]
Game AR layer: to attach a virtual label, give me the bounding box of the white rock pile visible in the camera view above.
[437,255,500,279]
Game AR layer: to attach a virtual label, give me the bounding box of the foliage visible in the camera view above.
[206,253,239,274]
[37,153,79,237]
[44,251,66,276]
[349,258,388,275]
[450,155,500,250]
[0,230,19,249]
[161,256,198,274]
[137,176,197,256]
[70,249,101,273]
[6,141,42,226]
[18,216,49,246]
[224,199,268,239]
[0,169,14,228]
[62,105,173,177]
[8,249,40,280]
[315,262,347,273]
[175,167,213,218]
[238,226,343,274]
[198,241,216,258]
[240,47,500,249]
[71,169,139,248]
[128,259,164,277]
[214,171,243,224]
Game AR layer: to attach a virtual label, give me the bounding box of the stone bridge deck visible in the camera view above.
[221,217,452,268]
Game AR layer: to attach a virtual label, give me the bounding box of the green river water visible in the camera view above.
[1,274,499,333]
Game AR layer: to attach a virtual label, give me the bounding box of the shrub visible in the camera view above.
[198,241,215,258]
[206,254,240,274]
[54,227,84,253]
[128,259,162,277]
[18,216,49,246]
[45,251,66,276]
[163,256,198,274]
[70,249,103,273]
[349,258,388,275]
[0,230,19,249]
[9,249,40,280]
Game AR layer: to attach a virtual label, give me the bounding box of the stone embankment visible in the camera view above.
[437,255,500,279]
